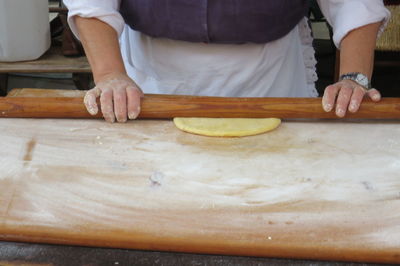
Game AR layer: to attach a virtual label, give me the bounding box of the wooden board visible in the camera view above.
[0,117,399,264]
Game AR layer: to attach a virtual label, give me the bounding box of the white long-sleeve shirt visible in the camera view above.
[64,0,389,97]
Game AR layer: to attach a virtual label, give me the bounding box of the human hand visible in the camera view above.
[84,72,143,123]
[322,79,381,117]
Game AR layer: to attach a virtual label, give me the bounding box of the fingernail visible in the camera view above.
[372,94,380,101]
[129,106,141,120]
[117,116,127,123]
[349,101,358,112]
[336,108,345,117]
[323,103,332,112]
[107,116,115,123]
[88,106,98,115]
[128,113,136,120]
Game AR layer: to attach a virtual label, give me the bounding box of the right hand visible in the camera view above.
[84,72,143,123]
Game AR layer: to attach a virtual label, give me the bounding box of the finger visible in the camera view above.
[348,86,366,113]
[335,86,353,117]
[113,88,128,123]
[367,89,381,102]
[84,87,101,115]
[322,84,340,112]
[126,86,143,120]
[100,89,115,123]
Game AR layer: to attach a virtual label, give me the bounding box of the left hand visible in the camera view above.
[322,79,381,117]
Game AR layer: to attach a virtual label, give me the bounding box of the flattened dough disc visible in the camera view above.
[173,118,281,137]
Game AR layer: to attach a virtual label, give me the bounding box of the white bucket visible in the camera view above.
[0,0,51,62]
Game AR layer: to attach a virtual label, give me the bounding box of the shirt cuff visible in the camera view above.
[332,2,391,48]
[67,7,125,40]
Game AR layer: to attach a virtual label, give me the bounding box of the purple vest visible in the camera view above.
[119,0,308,44]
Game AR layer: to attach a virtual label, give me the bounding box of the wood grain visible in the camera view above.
[1,95,400,119]
[0,119,399,263]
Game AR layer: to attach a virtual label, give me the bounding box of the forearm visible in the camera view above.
[75,16,126,83]
[339,22,381,79]
[322,22,383,117]
[74,16,142,123]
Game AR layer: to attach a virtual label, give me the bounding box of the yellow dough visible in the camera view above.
[173,118,281,137]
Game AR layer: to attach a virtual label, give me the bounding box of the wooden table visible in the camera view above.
[0,90,399,264]
[0,46,91,96]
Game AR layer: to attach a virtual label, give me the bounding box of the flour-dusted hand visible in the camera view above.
[70,15,143,123]
[319,17,385,118]
[322,79,381,118]
[84,73,143,123]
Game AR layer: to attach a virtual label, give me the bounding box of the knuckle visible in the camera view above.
[100,93,112,102]
[99,97,108,106]
[126,86,136,94]
[341,86,353,92]
[101,104,113,114]
[114,94,126,103]
[339,88,353,98]
[325,85,336,92]
[356,86,367,94]
[99,93,109,100]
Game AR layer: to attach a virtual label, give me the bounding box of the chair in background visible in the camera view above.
[376,1,400,66]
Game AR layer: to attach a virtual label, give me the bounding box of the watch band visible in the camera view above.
[339,72,372,89]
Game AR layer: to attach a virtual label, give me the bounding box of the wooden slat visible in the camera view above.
[7,88,86,98]
[0,47,90,73]
[1,95,400,119]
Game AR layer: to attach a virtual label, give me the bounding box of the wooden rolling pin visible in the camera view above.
[0,95,400,119]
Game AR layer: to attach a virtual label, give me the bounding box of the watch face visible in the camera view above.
[340,73,371,89]
[356,74,369,87]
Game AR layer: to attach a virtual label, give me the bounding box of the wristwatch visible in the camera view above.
[339,72,371,89]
